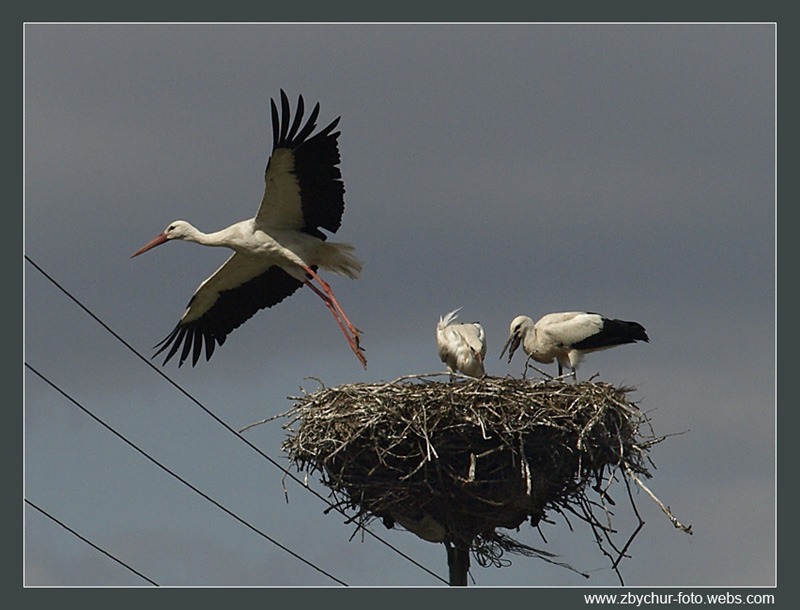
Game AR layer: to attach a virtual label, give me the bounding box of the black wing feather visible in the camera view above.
[154,266,311,367]
[285,94,305,142]
[294,102,321,143]
[270,97,280,150]
[179,329,195,367]
[203,330,216,362]
[572,319,649,351]
[157,326,186,365]
[266,90,345,240]
[278,90,291,144]
[191,327,204,367]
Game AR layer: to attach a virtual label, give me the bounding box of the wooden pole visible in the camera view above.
[445,541,470,586]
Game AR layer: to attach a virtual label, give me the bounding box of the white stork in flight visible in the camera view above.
[132,90,366,368]
[436,308,487,378]
[499,312,648,380]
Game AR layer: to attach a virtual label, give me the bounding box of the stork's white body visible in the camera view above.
[132,91,366,368]
[436,308,487,378]
[162,221,361,327]
[500,312,648,380]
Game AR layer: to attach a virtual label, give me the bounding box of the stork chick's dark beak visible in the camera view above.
[499,331,521,363]
[131,232,169,258]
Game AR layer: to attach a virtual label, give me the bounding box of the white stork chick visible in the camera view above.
[436,308,487,378]
[499,312,649,380]
[131,90,366,368]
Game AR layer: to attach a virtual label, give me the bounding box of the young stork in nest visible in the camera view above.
[436,308,487,378]
[500,312,648,380]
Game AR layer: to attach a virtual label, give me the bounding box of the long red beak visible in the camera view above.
[131,232,169,258]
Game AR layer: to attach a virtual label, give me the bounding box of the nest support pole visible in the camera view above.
[445,541,471,586]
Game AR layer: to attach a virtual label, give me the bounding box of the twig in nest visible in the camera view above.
[624,464,693,535]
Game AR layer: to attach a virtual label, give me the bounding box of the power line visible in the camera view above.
[24,253,448,585]
[25,362,348,587]
[24,498,159,586]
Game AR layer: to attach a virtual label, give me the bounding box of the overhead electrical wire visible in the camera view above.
[24,254,449,585]
[25,362,348,586]
[24,498,160,586]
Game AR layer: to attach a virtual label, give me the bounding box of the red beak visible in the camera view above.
[131,232,169,258]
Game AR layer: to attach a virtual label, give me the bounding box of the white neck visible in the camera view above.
[178,221,248,248]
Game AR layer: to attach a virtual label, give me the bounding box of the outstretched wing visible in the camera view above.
[154,253,310,367]
[255,90,345,240]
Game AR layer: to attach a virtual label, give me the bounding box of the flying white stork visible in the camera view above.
[499,312,648,380]
[131,90,366,368]
[436,308,487,378]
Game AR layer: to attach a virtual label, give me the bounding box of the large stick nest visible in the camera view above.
[281,374,672,573]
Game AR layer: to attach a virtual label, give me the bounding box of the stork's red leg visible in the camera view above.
[303,266,363,344]
[304,276,367,369]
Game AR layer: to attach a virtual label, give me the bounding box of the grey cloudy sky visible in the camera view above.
[24,23,775,587]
